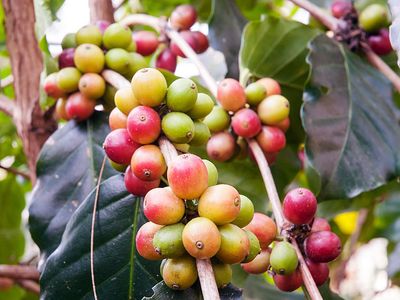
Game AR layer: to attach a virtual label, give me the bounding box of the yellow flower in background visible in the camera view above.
[334,211,359,235]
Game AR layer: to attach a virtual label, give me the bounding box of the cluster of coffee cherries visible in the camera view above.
[135,152,278,290]
[132,4,209,73]
[103,68,214,195]
[205,77,290,164]
[44,21,148,121]
[331,1,392,56]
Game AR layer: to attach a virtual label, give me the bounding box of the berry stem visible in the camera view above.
[101,70,131,89]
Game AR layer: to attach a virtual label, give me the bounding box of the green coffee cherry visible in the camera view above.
[105,48,130,74]
[242,230,261,263]
[76,25,102,46]
[162,256,198,290]
[203,106,230,133]
[187,93,214,119]
[359,4,389,32]
[231,195,255,228]
[270,241,298,275]
[167,78,198,112]
[152,223,186,258]
[61,33,76,49]
[162,112,195,143]
[212,262,232,288]
[57,67,81,93]
[245,82,267,106]
[202,159,218,186]
[125,53,148,78]
[190,121,211,146]
[103,23,132,49]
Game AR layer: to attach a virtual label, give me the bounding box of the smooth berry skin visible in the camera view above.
[124,166,160,196]
[133,31,159,56]
[136,221,163,260]
[275,117,290,132]
[109,107,127,131]
[241,248,270,274]
[131,145,166,181]
[232,108,262,138]
[256,126,286,153]
[283,188,317,225]
[256,78,281,95]
[305,231,342,263]
[43,73,65,99]
[273,269,303,292]
[127,106,161,144]
[305,258,329,286]
[170,31,198,58]
[170,4,197,30]
[331,1,352,18]
[156,48,177,72]
[191,31,209,53]
[270,241,298,275]
[206,132,236,162]
[217,224,250,264]
[368,29,393,56]
[65,92,96,121]
[55,98,69,121]
[58,48,75,69]
[103,128,140,165]
[217,78,246,112]
[311,217,331,232]
[244,213,277,249]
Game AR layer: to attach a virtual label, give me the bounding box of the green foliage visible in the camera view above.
[140,0,211,20]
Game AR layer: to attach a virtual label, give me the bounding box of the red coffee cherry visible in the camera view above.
[256,78,281,96]
[131,145,166,181]
[206,132,236,162]
[58,48,75,69]
[191,31,209,54]
[275,117,290,132]
[170,4,197,30]
[232,108,262,138]
[136,221,163,260]
[103,128,140,165]
[368,29,393,56]
[132,31,159,56]
[283,188,317,225]
[256,126,286,153]
[65,92,96,121]
[241,248,271,274]
[244,213,277,249]
[217,78,246,112]
[305,231,342,263]
[311,217,331,232]
[305,258,329,286]
[156,48,177,72]
[273,268,303,292]
[44,73,65,99]
[124,166,160,196]
[170,31,198,58]
[331,1,352,19]
[127,106,161,144]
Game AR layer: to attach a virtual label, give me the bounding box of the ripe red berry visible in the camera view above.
[217,78,246,112]
[191,31,209,54]
[124,166,160,196]
[156,48,177,72]
[311,217,331,232]
[273,268,303,292]
[170,4,197,30]
[133,31,159,56]
[256,126,286,153]
[275,117,290,132]
[58,48,75,69]
[331,1,352,18]
[127,106,161,144]
[244,213,277,249]
[305,258,329,286]
[65,92,96,121]
[170,31,198,58]
[256,78,281,96]
[283,188,317,225]
[43,73,65,99]
[131,145,167,181]
[368,29,393,56]
[232,108,262,138]
[103,128,140,165]
[305,231,341,263]
[136,221,163,260]
[206,132,236,162]
[241,248,270,274]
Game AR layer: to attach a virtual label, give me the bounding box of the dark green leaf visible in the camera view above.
[302,34,400,200]
[209,0,247,79]
[239,17,319,144]
[40,174,161,300]
[29,112,117,260]
[318,281,344,300]
[42,0,65,20]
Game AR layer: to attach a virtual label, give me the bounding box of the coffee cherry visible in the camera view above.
[132,31,159,56]
[55,98,69,121]
[124,166,160,196]
[44,73,65,98]
[245,82,267,106]
[144,187,185,225]
[125,52,148,78]
[114,88,139,116]
[232,108,262,138]
[202,159,218,186]
[256,78,281,95]
[95,20,111,33]
[331,1,352,18]
[167,78,198,112]
[217,224,250,264]
[273,268,303,292]
[198,184,240,225]
[131,145,166,181]
[103,128,140,164]
[153,223,186,258]
[136,221,163,260]
[305,258,329,286]
[78,73,105,99]
[256,126,286,153]
[102,84,118,110]
[102,23,132,49]
[241,248,270,274]
[212,262,232,288]
[270,241,298,275]
[156,48,177,72]
[305,231,341,263]
[217,78,246,112]
[170,31,198,58]
[58,48,75,69]
[127,106,161,144]
[131,68,167,107]
[187,93,214,119]
[275,117,290,132]
[170,4,197,30]
[109,159,127,172]
[190,121,211,146]
[244,213,277,249]
[231,195,255,228]
[0,277,13,291]
[206,132,235,162]
[190,31,208,54]
[105,48,131,74]
[76,24,102,46]
[242,230,261,263]
[368,29,392,56]
[311,217,331,232]
[61,33,76,49]
[258,95,290,125]
[162,112,195,143]
[203,106,230,132]
[359,4,389,33]
[162,256,198,290]
[74,44,105,73]
[65,92,96,121]
[57,67,81,93]
[182,217,221,259]
[283,188,317,225]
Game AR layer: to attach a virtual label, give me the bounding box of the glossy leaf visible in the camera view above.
[40,174,160,300]
[29,112,117,261]
[302,35,400,200]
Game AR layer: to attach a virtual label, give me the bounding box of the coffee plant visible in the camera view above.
[1,0,400,300]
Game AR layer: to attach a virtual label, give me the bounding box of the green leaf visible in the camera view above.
[302,34,400,200]
[40,174,161,300]
[318,281,344,300]
[239,17,319,144]
[209,0,247,79]
[29,112,117,261]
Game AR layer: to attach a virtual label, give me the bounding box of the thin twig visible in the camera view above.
[90,156,107,300]
[0,265,39,280]
[0,94,14,116]
[16,279,40,294]
[101,70,131,89]
[0,164,30,180]
[0,75,13,88]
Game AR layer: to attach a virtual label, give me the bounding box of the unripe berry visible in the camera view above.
[244,213,277,249]
[212,262,232,288]
[368,29,393,56]
[131,145,166,181]
[55,98,69,121]
[156,48,177,72]
[273,269,303,292]
[124,166,159,196]
[242,230,261,263]
[217,224,250,264]
[102,23,132,49]
[170,4,197,30]
[44,73,65,98]
[74,44,105,73]
[217,78,246,112]
[103,128,140,164]
[170,31,198,58]
[65,92,96,121]
[153,223,186,258]
[241,248,270,274]
[203,106,230,133]
[144,187,185,225]
[256,126,286,153]
[162,256,198,290]
[190,121,211,146]
[359,4,389,33]
[57,67,81,93]
[245,82,267,106]
[305,258,329,286]
[58,48,75,69]
[167,78,198,112]
[283,188,317,225]
[258,95,290,125]
[79,73,105,99]
[167,153,208,199]
[127,106,161,144]
[182,217,221,259]
[202,159,218,186]
[131,68,167,107]
[136,222,163,260]
[231,195,255,228]
[311,217,331,232]
[198,184,241,225]
[76,24,102,46]
[232,108,262,138]
[305,231,341,263]
[125,52,148,78]
[191,31,209,54]
[206,132,235,162]
[270,241,298,275]
[187,93,214,119]
[109,160,127,172]
[114,87,140,115]
[61,33,76,49]
[109,108,127,130]
[105,48,131,74]
[331,1,352,18]
[132,31,159,56]
[256,78,281,95]
[162,112,195,143]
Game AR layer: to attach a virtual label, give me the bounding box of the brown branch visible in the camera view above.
[0,164,30,180]
[89,0,114,23]
[15,279,40,294]
[0,94,14,116]
[0,265,40,281]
